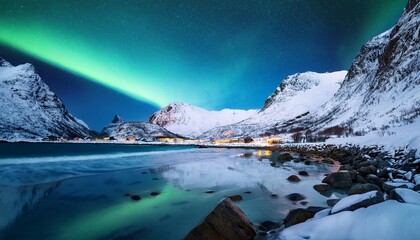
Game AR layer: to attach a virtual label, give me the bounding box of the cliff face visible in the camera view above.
[0,58,94,141]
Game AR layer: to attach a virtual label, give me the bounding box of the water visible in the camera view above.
[0,143,342,239]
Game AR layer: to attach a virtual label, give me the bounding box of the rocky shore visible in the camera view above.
[185,144,420,239]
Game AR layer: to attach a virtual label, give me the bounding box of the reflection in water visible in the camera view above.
[0,182,60,230]
[0,147,343,240]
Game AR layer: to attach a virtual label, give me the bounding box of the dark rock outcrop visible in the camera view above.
[185,198,256,240]
[322,171,353,188]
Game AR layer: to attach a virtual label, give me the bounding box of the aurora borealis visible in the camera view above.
[0,0,407,129]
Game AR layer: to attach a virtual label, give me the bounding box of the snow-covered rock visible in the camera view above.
[331,190,383,214]
[0,57,94,141]
[391,188,420,206]
[101,115,179,141]
[200,71,347,139]
[280,200,420,240]
[148,102,257,138]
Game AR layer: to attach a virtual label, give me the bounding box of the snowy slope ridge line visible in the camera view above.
[0,57,94,141]
[149,102,258,138]
[200,71,347,139]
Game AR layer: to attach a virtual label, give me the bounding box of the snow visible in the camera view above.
[394,188,420,206]
[331,190,378,214]
[312,208,331,220]
[280,200,420,240]
[200,71,347,139]
[326,119,420,157]
[149,102,257,138]
[414,174,420,185]
[0,58,92,141]
[384,181,415,189]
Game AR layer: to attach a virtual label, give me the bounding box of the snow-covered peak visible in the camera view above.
[149,102,258,138]
[0,58,94,141]
[0,57,12,67]
[111,115,124,124]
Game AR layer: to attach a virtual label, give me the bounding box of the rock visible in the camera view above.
[300,201,308,206]
[414,185,420,191]
[283,208,315,228]
[357,166,372,176]
[348,183,382,196]
[322,171,353,188]
[366,174,384,186]
[185,198,256,240]
[244,191,252,194]
[257,221,282,235]
[339,165,353,171]
[205,190,215,194]
[313,184,332,193]
[298,170,309,176]
[228,195,244,202]
[130,195,141,201]
[322,159,334,164]
[240,152,253,158]
[278,153,294,161]
[331,191,384,214]
[388,188,420,205]
[356,175,366,184]
[382,181,414,193]
[304,160,313,165]
[285,193,306,202]
[327,199,340,207]
[287,175,301,182]
[150,192,160,196]
[305,206,327,213]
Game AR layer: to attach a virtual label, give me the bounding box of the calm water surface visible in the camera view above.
[0,143,343,240]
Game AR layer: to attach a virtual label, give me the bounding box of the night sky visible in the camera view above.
[0,0,406,130]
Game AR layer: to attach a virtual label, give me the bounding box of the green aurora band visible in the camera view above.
[0,0,407,110]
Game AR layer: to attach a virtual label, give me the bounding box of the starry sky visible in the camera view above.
[0,0,407,130]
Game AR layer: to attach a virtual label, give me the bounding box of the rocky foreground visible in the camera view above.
[185,144,420,240]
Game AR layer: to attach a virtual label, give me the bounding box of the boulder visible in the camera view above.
[283,208,314,227]
[287,175,301,182]
[382,181,414,193]
[388,188,420,206]
[298,170,309,176]
[331,190,384,214]
[313,184,332,193]
[228,195,244,202]
[339,165,353,171]
[326,199,340,207]
[257,221,282,236]
[322,171,353,188]
[278,153,294,161]
[348,183,382,196]
[285,193,306,202]
[185,198,256,240]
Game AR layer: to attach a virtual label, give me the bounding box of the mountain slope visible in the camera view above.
[148,102,258,138]
[294,0,420,135]
[201,0,419,140]
[101,115,179,141]
[0,58,94,141]
[200,71,347,139]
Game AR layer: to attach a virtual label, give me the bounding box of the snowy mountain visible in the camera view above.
[0,58,94,141]
[200,71,347,139]
[101,115,179,141]
[202,0,419,140]
[148,102,258,138]
[288,0,420,137]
